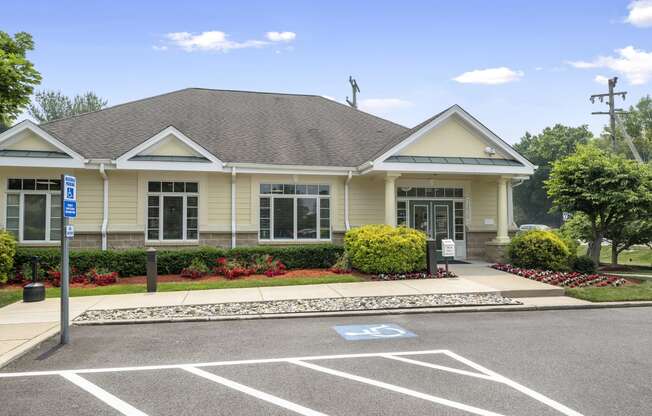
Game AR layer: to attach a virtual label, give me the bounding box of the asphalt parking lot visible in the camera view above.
[1,307,651,415]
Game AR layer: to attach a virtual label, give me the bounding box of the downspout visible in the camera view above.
[344,171,353,230]
[231,166,237,248]
[99,163,109,250]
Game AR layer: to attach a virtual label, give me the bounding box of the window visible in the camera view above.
[147,181,198,241]
[454,201,465,241]
[259,183,330,240]
[397,201,407,226]
[5,178,61,242]
[396,187,464,198]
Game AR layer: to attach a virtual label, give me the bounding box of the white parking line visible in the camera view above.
[442,351,583,416]
[60,372,148,416]
[2,349,584,416]
[182,366,329,416]
[381,354,496,381]
[289,359,506,416]
[0,349,448,378]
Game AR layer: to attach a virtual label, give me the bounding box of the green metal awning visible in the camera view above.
[384,155,522,166]
[129,155,210,163]
[0,149,71,158]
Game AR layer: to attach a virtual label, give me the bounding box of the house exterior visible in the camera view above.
[0,88,535,261]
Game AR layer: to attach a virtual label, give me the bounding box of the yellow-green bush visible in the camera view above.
[0,231,17,283]
[508,230,571,271]
[344,225,426,274]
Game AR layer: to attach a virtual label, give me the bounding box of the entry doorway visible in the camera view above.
[408,200,454,259]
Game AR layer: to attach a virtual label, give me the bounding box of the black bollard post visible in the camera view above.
[426,239,438,275]
[23,256,45,302]
[146,248,157,292]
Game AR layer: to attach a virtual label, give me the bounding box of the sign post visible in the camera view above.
[60,174,76,345]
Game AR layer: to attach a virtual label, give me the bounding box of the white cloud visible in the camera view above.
[152,45,168,51]
[265,31,296,42]
[568,46,652,85]
[594,75,609,85]
[358,98,413,112]
[157,30,296,52]
[626,1,652,27]
[452,67,524,85]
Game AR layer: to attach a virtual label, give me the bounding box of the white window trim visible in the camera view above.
[145,189,199,243]
[258,188,331,242]
[5,190,61,244]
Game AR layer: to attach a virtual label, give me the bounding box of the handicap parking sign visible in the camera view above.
[63,175,77,218]
[334,324,416,341]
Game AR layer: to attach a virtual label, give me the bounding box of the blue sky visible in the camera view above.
[4,0,652,143]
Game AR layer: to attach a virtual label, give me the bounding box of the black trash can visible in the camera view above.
[426,239,438,275]
[23,256,45,303]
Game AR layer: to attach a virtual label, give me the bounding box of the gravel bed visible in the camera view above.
[75,293,521,322]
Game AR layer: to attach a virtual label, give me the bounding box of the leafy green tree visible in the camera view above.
[0,31,41,129]
[562,212,652,265]
[513,124,592,226]
[28,90,108,122]
[596,95,652,162]
[546,145,652,264]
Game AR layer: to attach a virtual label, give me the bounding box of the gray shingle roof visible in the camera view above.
[40,88,408,167]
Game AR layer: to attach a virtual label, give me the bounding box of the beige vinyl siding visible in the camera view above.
[470,178,498,231]
[72,170,103,230]
[398,115,510,159]
[206,173,231,231]
[349,176,384,226]
[140,134,201,157]
[107,170,139,230]
[236,174,252,227]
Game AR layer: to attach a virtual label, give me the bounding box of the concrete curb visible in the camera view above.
[73,300,652,326]
[0,324,60,369]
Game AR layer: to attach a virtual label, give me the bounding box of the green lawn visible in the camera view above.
[0,274,362,309]
[566,281,652,302]
[577,245,652,267]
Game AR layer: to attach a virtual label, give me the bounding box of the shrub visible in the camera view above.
[0,231,17,283]
[573,255,597,274]
[344,225,426,274]
[180,258,210,279]
[508,230,571,271]
[12,244,343,278]
[330,252,352,274]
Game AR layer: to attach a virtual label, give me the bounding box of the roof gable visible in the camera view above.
[0,121,85,167]
[397,114,511,159]
[116,126,222,171]
[371,105,535,171]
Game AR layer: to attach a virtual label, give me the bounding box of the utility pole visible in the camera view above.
[346,76,360,109]
[590,76,627,151]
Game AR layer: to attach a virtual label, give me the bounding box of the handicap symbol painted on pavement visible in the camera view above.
[334,324,416,341]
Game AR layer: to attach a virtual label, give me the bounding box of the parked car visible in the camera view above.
[518,224,551,232]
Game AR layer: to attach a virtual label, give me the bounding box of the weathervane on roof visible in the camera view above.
[346,76,360,109]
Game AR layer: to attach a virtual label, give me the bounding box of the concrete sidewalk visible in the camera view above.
[0,262,563,367]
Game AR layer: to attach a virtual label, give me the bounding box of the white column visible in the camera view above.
[384,174,400,226]
[494,177,510,243]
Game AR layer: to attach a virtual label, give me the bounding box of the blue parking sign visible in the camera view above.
[63,175,77,218]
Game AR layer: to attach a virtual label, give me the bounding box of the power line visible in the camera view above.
[346,76,360,109]
[589,76,627,151]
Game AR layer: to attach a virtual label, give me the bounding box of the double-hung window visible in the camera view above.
[259,184,330,241]
[5,178,61,242]
[147,181,198,241]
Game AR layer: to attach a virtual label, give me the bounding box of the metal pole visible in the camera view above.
[608,78,616,151]
[60,174,70,345]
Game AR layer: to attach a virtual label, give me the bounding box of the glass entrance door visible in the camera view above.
[408,200,454,259]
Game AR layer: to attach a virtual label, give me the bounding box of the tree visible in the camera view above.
[596,95,652,162]
[562,212,652,265]
[546,145,652,264]
[513,124,592,226]
[28,90,108,122]
[0,31,41,129]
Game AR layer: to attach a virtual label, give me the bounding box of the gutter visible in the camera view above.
[344,170,353,230]
[99,163,109,250]
[231,166,237,248]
